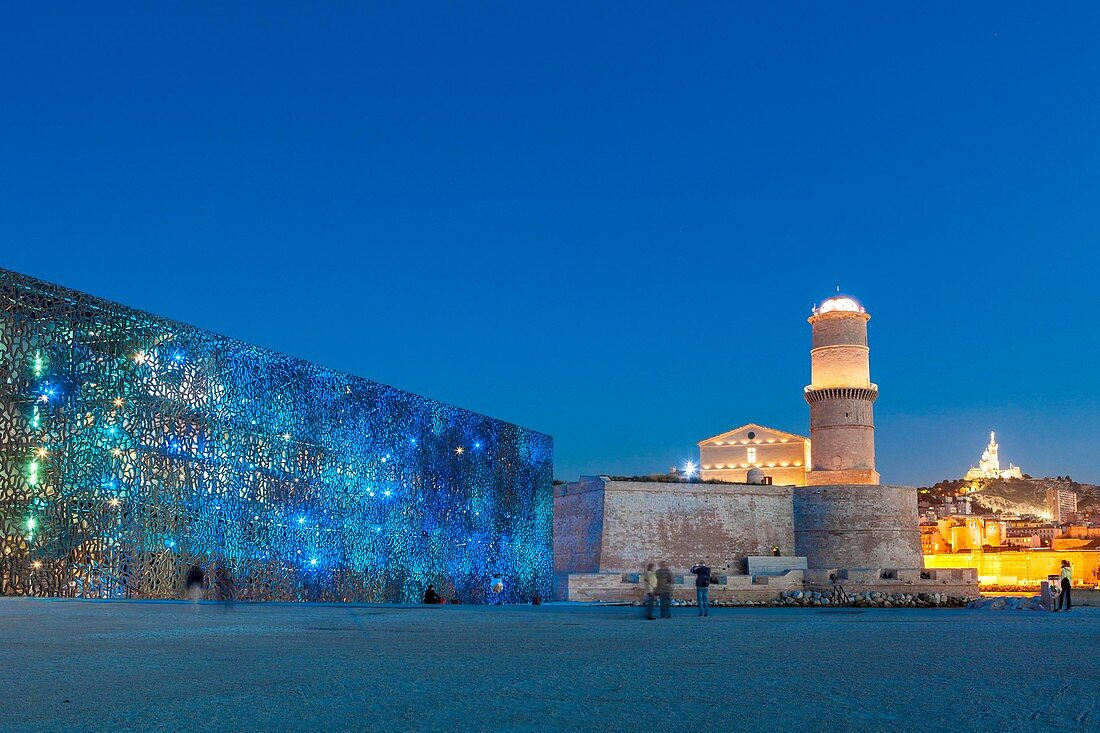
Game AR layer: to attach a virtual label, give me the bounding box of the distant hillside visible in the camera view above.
[919,476,1100,517]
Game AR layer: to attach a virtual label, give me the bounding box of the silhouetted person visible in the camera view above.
[641,563,657,620]
[423,584,441,604]
[655,562,674,619]
[213,563,235,611]
[1057,560,1073,611]
[185,564,205,605]
[690,561,712,617]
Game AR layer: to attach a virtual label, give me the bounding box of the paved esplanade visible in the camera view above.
[2,600,1097,732]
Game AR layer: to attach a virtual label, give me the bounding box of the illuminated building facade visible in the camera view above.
[1046,487,1078,524]
[964,431,1023,481]
[698,423,809,486]
[921,516,1008,552]
[0,269,552,602]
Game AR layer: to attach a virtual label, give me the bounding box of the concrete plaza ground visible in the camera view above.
[1,599,1097,732]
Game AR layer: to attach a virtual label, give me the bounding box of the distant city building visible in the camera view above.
[1004,522,1058,549]
[943,517,1007,551]
[1052,525,1100,551]
[921,516,1007,553]
[964,431,1023,481]
[928,495,972,519]
[698,424,809,486]
[1046,486,1079,523]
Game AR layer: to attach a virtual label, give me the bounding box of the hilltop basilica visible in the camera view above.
[964,431,1024,481]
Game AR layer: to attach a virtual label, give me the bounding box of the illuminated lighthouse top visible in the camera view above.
[812,294,865,316]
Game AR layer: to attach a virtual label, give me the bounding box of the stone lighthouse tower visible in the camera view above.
[804,294,880,485]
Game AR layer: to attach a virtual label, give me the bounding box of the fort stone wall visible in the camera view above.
[794,484,922,569]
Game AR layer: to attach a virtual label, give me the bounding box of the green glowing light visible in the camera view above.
[33,350,43,377]
[28,460,38,486]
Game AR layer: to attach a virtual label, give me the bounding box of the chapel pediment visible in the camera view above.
[698,423,808,447]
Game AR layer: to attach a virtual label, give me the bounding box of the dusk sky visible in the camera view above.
[3,4,1098,485]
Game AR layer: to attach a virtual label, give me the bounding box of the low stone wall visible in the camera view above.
[554,570,803,603]
[772,590,971,608]
[555,566,978,603]
[747,555,808,576]
[801,567,978,596]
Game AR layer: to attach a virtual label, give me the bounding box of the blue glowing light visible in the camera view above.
[0,267,553,603]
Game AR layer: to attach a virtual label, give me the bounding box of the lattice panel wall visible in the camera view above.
[0,268,553,602]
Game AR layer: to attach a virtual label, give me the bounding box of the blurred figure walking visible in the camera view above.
[185,564,205,606]
[213,563,236,612]
[640,563,657,620]
[655,562,674,619]
[690,561,711,617]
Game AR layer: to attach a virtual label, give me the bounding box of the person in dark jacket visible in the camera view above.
[212,562,235,611]
[655,562,674,619]
[185,564,204,605]
[423,584,441,604]
[1057,560,1072,611]
[690,562,711,617]
[640,563,658,620]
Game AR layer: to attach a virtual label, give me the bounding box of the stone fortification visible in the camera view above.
[553,477,976,602]
[553,477,794,583]
[793,484,922,569]
[553,292,979,603]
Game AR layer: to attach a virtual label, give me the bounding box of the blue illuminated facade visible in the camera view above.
[0,268,552,603]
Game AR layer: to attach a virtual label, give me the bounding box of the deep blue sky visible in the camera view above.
[3,5,1098,485]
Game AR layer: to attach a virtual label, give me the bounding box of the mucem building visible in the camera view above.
[0,268,552,603]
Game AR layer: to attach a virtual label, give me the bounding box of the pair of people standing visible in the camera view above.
[640,561,711,619]
[641,562,674,619]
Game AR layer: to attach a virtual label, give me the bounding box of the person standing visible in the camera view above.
[212,562,235,612]
[1057,560,1073,612]
[655,562,674,619]
[690,561,711,617]
[640,563,658,620]
[185,564,205,606]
